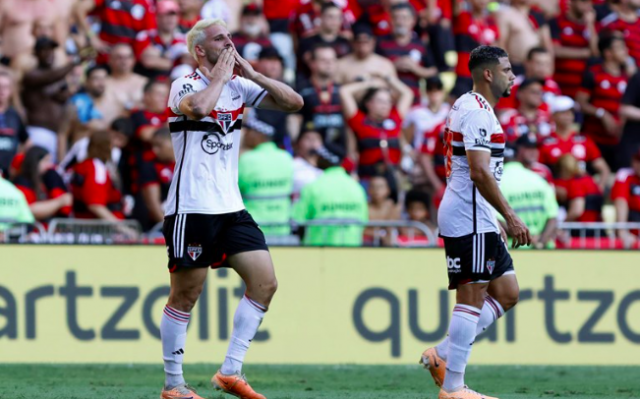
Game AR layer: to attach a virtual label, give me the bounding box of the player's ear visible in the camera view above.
[195,44,205,58]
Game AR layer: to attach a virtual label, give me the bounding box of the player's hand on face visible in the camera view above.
[507,214,531,248]
[233,48,258,80]
[204,47,235,83]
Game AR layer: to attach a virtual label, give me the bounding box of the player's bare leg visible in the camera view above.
[161,268,208,399]
[212,250,277,399]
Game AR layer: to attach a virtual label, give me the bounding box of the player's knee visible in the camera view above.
[169,287,203,312]
[262,278,278,299]
[500,290,519,311]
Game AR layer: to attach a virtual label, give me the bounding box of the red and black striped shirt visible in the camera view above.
[550,14,592,98]
[454,12,500,78]
[93,0,156,47]
[348,109,402,178]
[601,11,640,66]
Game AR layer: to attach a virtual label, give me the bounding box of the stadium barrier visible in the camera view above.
[1,246,639,365]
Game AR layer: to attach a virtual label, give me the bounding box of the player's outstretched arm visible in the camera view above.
[179,47,235,120]
[234,50,303,112]
[467,150,532,248]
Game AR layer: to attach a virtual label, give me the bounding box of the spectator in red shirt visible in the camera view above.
[600,0,640,66]
[135,127,175,230]
[576,34,630,170]
[12,146,72,222]
[618,71,640,169]
[555,153,603,223]
[177,0,203,33]
[497,47,561,112]
[450,0,500,99]
[550,0,599,98]
[133,1,190,80]
[340,74,414,182]
[513,134,555,186]
[377,3,438,104]
[540,96,610,186]
[71,130,124,220]
[232,4,274,64]
[290,0,355,41]
[499,78,553,142]
[612,148,640,247]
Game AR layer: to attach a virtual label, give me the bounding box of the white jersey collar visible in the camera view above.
[196,68,211,85]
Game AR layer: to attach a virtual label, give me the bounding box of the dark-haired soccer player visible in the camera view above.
[419,46,531,399]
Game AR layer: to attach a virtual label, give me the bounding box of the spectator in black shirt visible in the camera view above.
[297,2,352,81]
[619,72,640,168]
[232,4,274,63]
[0,70,28,177]
[297,44,346,154]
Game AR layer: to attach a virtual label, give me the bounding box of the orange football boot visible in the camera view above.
[212,370,266,399]
[420,347,447,387]
[160,383,205,399]
[439,385,499,399]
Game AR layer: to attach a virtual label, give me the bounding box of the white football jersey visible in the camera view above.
[165,69,268,216]
[438,92,505,237]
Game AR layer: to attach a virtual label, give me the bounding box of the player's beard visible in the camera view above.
[501,85,513,98]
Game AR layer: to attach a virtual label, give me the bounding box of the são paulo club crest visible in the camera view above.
[187,243,202,261]
[217,113,233,134]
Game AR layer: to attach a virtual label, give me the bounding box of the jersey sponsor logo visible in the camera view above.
[201,133,233,154]
[479,128,487,137]
[178,83,194,99]
[475,138,490,147]
[494,160,504,181]
[187,243,202,261]
[447,256,461,272]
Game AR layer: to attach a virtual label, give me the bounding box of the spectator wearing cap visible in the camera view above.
[496,0,553,75]
[611,148,640,248]
[70,66,108,133]
[499,78,552,143]
[576,34,630,170]
[618,71,640,169]
[407,77,450,195]
[133,0,190,80]
[0,70,29,178]
[102,44,149,122]
[134,127,175,230]
[297,2,352,81]
[0,174,34,232]
[514,133,555,185]
[12,146,72,223]
[253,47,292,149]
[336,24,397,85]
[239,110,294,237]
[555,153,603,225]
[377,3,438,105]
[600,0,640,66]
[500,137,559,249]
[22,37,90,163]
[339,72,414,183]
[296,44,346,153]
[540,96,610,188]
[497,47,561,113]
[292,130,324,201]
[293,144,368,246]
[549,0,599,99]
[450,0,501,99]
[232,4,274,63]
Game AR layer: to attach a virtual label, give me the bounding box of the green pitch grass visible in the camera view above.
[2,364,639,399]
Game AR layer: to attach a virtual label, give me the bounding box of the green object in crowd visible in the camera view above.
[293,166,368,246]
[0,176,35,231]
[238,142,294,236]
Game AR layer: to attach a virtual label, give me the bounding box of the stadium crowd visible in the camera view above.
[0,0,640,247]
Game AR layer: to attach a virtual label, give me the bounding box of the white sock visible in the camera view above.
[442,304,481,392]
[220,294,267,375]
[161,305,190,388]
[436,296,504,361]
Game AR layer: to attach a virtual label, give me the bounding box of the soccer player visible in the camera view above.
[159,18,303,399]
[419,46,531,399]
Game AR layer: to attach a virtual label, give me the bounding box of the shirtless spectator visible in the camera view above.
[576,34,630,170]
[549,0,599,98]
[177,0,203,33]
[365,174,402,245]
[21,38,88,163]
[133,0,189,80]
[498,47,561,112]
[600,0,640,66]
[100,44,148,124]
[81,0,156,61]
[70,66,108,133]
[232,4,274,63]
[496,0,553,74]
[336,24,396,84]
[499,79,553,142]
[0,71,29,178]
[377,3,437,104]
[450,0,500,99]
[297,2,352,80]
[0,0,58,61]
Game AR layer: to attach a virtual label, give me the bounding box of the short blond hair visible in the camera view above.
[186,18,227,61]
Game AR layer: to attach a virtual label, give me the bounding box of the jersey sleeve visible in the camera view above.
[584,137,602,162]
[139,160,160,188]
[235,76,268,108]
[549,18,561,42]
[461,109,494,152]
[168,77,199,115]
